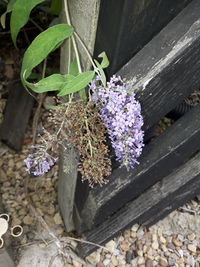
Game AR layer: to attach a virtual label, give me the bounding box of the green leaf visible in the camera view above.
[29,74,74,93]
[21,24,73,87]
[98,52,109,69]
[44,105,64,110]
[69,59,79,76]
[10,0,45,46]
[0,0,16,29]
[58,71,95,96]
[94,59,106,87]
[1,12,7,28]
[50,0,62,15]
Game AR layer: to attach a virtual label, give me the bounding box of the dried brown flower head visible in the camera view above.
[54,100,112,187]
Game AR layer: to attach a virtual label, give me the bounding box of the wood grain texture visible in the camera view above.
[118,0,200,131]
[77,152,200,257]
[75,104,200,233]
[58,143,79,232]
[0,82,34,150]
[94,0,192,75]
[74,0,200,233]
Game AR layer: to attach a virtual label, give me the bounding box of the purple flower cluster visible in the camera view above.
[24,150,57,176]
[90,75,144,169]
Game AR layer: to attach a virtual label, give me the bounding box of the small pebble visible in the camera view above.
[86,252,100,264]
[120,241,130,251]
[168,257,175,266]
[160,236,166,244]
[152,241,159,250]
[125,251,133,263]
[23,215,33,225]
[186,255,195,265]
[131,224,139,232]
[187,244,196,253]
[167,242,176,250]
[137,256,145,264]
[103,258,110,266]
[105,240,116,253]
[145,259,153,267]
[111,255,118,266]
[113,249,120,256]
[130,231,137,238]
[159,257,168,266]
[187,233,195,241]
[137,228,144,239]
[53,213,62,225]
[72,260,82,267]
[172,238,182,247]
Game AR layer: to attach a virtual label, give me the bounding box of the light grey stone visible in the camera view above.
[17,244,64,267]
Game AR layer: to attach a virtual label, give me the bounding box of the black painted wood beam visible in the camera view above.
[77,151,200,257]
[94,0,192,76]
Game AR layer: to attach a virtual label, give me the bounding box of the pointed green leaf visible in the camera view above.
[10,0,45,46]
[69,59,79,76]
[57,71,95,96]
[50,0,62,15]
[94,59,106,87]
[28,74,74,93]
[0,13,7,29]
[1,0,16,29]
[98,51,109,69]
[21,24,73,87]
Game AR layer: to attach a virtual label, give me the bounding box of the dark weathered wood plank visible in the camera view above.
[0,82,34,150]
[77,152,200,257]
[94,0,192,75]
[118,0,200,131]
[74,0,200,233]
[74,104,200,233]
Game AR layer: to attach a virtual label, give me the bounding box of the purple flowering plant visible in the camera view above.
[90,75,144,170]
[11,0,145,183]
[24,145,57,176]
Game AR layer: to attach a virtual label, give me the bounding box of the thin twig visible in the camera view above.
[61,236,110,252]
[32,58,47,144]
[74,32,99,74]
[179,207,196,214]
[29,18,43,32]
[23,28,31,45]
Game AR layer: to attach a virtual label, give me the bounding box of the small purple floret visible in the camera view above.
[90,75,144,170]
[24,152,56,176]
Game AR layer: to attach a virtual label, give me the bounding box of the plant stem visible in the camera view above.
[74,32,99,74]
[67,37,71,73]
[32,58,47,144]
[63,0,82,73]
[63,0,87,99]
